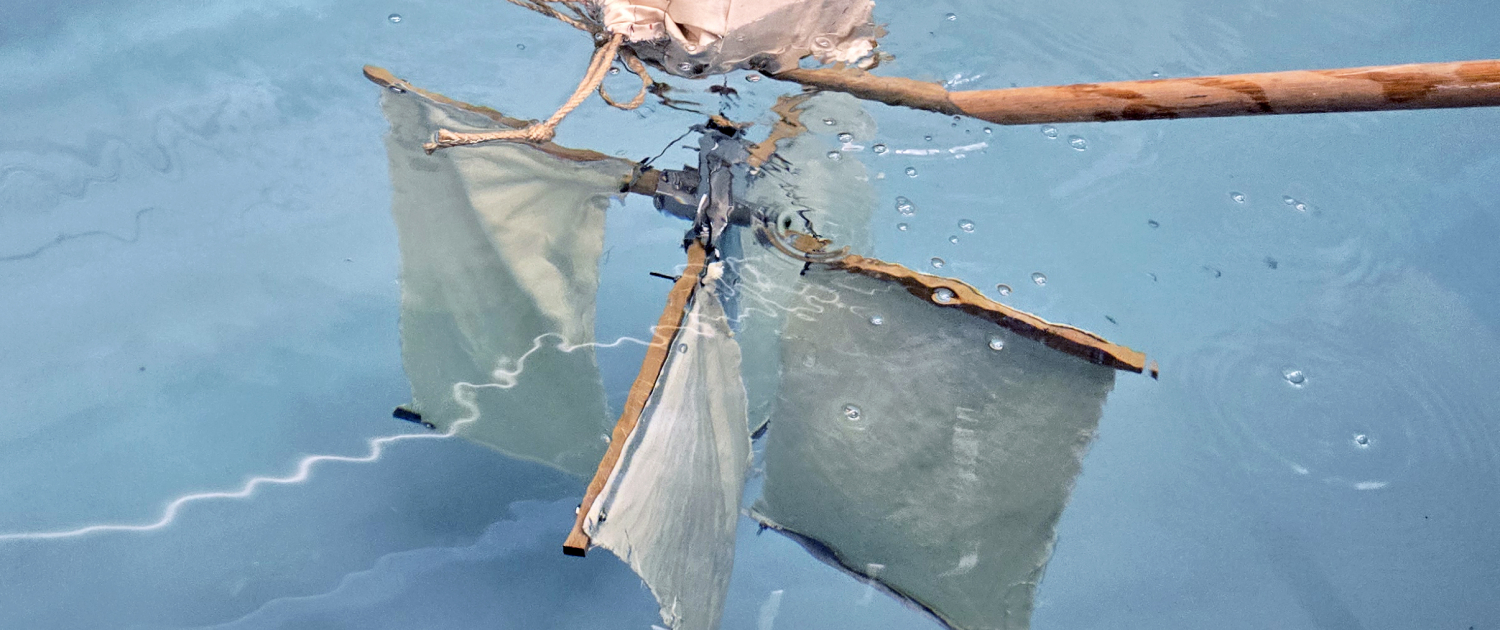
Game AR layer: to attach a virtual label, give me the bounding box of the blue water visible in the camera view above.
[2,0,1497,628]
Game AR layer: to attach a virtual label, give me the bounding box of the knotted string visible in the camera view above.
[426,2,655,152]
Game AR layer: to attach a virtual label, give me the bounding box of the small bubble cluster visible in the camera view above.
[895,196,915,216]
[1282,368,1306,386]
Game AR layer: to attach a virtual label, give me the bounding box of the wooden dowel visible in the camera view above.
[774,60,1500,125]
[563,242,707,557]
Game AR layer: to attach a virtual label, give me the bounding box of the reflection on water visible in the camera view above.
[1,0,1498,628]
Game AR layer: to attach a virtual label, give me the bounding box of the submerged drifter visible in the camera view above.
[367,2,1500,629]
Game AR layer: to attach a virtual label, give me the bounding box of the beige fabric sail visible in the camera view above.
[596,0,878,77]
[582,274,752,630]
[379,83,632,477]
[749,264,1125,630]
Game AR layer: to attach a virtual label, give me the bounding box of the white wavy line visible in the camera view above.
[0,333,650,543]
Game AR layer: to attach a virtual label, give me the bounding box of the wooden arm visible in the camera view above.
[774,59,1500,125]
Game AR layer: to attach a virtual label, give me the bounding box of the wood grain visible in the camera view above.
[563,242,707,556]
[776,60,1500,126]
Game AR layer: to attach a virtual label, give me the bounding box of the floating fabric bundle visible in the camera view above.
[426,0,880,149]
[597,0,879,78]
[376,70,632,476]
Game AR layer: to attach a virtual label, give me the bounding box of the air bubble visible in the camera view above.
[924,135,933,142]
[1282,196,1296,206]
[678,62,693,72]
[827,151,842,160]
[1150,70,1162,78]
[838,132,853,142]
[823,118,837,126]
[869,315,884,326]
[1031,272,1047,286]
[388,13,402,23]
[1230,191,1246,204]
[609,67,620,75]
[1294,202,1308,212]
[1353,434,1370,448]
[944,12,957,20]
[1068,135,1088,151]
[959,219,975,232]
[516,44,526,50]
[983,127,992,134]
[677,343,688,353]
[1148,219,1160,228]
[1042,126,1059,139]
[897,222,909,231]
[745,74,762,83]
[987,335,1005,351]
[905,167,918,177]
[1282,368,1306,386]
[932,287,956,303]
[930,257,946,269]
[842,404,863,421]
[895,196,915,215]
[872,144,888,154]
[948,235,960,244]
[995,283,1012,296]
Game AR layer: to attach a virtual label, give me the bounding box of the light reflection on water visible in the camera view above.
[1,0,1498,628]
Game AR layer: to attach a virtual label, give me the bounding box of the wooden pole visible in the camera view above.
[562,242,708,557]
[773,60,1500,125]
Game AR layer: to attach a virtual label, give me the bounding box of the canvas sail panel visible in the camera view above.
[583,286,751,630]
[750,267,1119,630]
[380,87,631,476]
[599,0,878,77]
